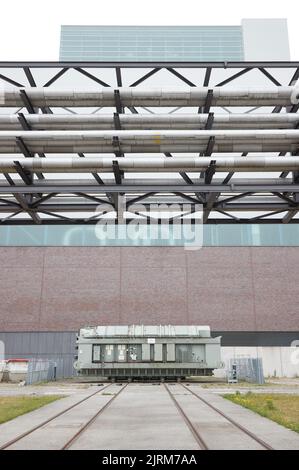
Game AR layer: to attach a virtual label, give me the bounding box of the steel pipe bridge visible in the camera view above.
[0,60,299,224]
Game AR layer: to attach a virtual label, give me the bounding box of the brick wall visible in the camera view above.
[0,246,297,332]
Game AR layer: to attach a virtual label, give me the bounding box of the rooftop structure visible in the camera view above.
[0,61,298,225]
[59,20,290,62]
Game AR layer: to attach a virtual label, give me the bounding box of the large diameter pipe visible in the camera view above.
[1,156,299,172]
[0,113,299,130]
[0,129,299,153]
[0,87,297,107]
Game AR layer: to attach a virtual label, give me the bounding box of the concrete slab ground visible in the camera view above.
[0,384,103,448]
[199,377,299,395]
[0,381,90,396]
[6,384,124,450]
[205,387,299,395]
[0,382,298,450]
[1,377,299,396]
[187,384,299,450]
[69,383,201,450]
[269,378,299,386]
[165,384,264,450]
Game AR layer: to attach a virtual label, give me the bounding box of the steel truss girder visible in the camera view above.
[0,218,298,225]
[0,202,296,213]
[0,183,298,194]
[1,61,299,224]
[1,61,299,68]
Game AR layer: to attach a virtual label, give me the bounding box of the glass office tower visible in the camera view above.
[60,25,244,61]
[60,20,290,62]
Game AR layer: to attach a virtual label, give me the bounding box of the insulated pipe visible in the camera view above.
[1,156,299,172]
[0,114,299,130]
[29,177,294,186]
[0,129,299,153]
[0,87,297,107]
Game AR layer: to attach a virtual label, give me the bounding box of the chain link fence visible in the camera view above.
[26,359,57,385]
[229,357,265,384]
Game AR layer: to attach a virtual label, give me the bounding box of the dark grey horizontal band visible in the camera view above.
[214,331,299,347]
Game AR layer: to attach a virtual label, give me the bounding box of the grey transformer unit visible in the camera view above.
[74,325,222,380]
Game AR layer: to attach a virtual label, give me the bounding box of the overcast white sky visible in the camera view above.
[0,0,298,60]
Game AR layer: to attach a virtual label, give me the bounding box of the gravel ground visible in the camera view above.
[0,381,93,396]
[0,377,298,397]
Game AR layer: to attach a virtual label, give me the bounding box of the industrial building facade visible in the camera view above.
[0,19,298,378]
[0,244,298,336]
[59,20,290,61]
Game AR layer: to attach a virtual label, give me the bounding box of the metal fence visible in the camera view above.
[0,332,76,379]
[229,357,265,384]
[26,359,57,385]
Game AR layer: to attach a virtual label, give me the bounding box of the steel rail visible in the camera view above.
[181,384,273,450]
[62,383,128,450]
[163,383,208,450]
[0,384,112,450]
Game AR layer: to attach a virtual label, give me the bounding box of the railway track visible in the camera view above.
[62,383,128,449]
[0,383,126,450]
[1,382,274,450]
[166,383,273,450]
[163,383,208,449]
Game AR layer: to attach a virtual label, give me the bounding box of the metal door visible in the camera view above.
[166,343,175,361]
[104,344,114,362]
[92,344,101,362]
[142,343,151,361]
[154,343,163,361]
[116,344,127,362]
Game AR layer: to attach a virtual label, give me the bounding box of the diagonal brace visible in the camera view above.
[112,160,124,185]
[204,160,217,184]
[13,161,33,185]
[114,89,124,114]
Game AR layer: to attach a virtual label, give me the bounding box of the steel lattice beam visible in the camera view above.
[0,61,299,224]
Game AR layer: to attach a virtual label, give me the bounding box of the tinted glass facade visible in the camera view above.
[1,225,298,247]
[60,25,244,61]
